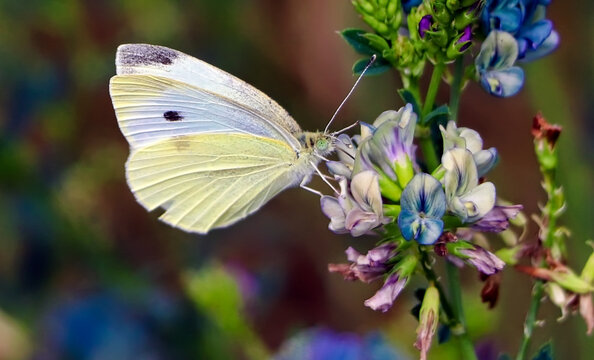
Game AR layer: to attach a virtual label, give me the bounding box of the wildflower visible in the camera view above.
[320,171,390,237]
[398,173,447,245]
[415,285,440,360]
[364,255,418,312]
[480,0,559,61]
[328,244,397,283]
[327,134,358,178]
[354,105,417,188]
[471,204,523,232]
[439,121,498,177]
[442,148,496,222]
[475,30,525,97]
[446,241,505,275]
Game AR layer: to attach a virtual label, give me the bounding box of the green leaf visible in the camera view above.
[423,104,450,125]
[352,57,391,75]
[532,342,554,360]
[397,88,421,116]
[340,28,377,55]
[360,33,390,52]
[497,354,513,360]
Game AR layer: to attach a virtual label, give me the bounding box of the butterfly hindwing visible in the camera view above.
[125,133,304,233]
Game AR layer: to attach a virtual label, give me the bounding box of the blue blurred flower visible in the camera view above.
[475,30,525,97]
[398,173,446,245]
[274,327,406,360]
[480,0,559,61]
[403,0,423,13]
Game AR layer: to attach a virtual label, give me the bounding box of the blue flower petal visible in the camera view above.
[397,209,417,241]
[490,7,523,33]
[520,30,559,62]
[416,218,444,245]
[517,19,552,54]
[480,67,525,97]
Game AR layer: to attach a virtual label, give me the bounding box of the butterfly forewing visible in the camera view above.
[114,44,302,137]
[110,74,302,150]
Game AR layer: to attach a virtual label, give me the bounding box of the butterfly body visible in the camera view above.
[110,44,334,234]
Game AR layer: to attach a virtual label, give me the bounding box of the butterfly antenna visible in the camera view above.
[323,55,377,134]
[331,120,360,136]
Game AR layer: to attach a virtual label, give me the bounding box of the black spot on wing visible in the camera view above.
[118,44,178,66]
[164,111,183,121]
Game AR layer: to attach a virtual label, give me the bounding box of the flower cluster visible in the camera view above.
[476,0,559,96]
[344,0,558,98]
[322,105,517,312]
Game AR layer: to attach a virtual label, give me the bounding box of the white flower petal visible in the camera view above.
[459,182,496,222]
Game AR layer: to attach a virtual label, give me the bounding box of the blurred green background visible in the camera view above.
[0,0,592,359]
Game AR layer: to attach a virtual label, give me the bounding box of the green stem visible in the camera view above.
[449,57,464,122]
[422,63,445,117]
[516,280,545,360]
[419,131,440,171]
[446,261,465,325]
[418,246,455,321]
[446,261,477,360]
[403,75,422,106]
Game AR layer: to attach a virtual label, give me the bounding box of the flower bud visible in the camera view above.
[453,2,481,30]
[431,2,451,24]
[415,285,440,360]
[580,250,594,284]
[446,26,472,59]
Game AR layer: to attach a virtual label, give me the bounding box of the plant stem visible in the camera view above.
[419,130,440,171]
[403,75,422,106]
[446,262,477,360]
[449,57,464,122]
[418,246,455,321]
[446,261,465,325]
[422,63,445,117]
[516,280,545,360]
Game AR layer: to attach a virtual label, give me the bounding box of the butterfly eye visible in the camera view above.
[316,138,329,151]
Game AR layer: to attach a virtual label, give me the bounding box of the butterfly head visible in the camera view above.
[299,132,335,157]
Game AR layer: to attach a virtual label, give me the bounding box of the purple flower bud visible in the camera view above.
[458,25,472,51]
[328,244,397,283]
[459,246,505,275]
[472,204,523,232]
[419,15,433,39]
[364,272,408,312]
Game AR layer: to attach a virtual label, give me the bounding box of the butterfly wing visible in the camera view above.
[112,43,302,146]
[126,133,309,234]
[110,74,302,150]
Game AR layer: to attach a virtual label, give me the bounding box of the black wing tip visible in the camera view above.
[116,43,179,67]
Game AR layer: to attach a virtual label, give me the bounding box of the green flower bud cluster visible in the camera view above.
[345,1,426,78]
[409,0,482,63]
[352,0,402,40]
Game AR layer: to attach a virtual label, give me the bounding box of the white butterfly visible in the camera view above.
[109,44,335,234]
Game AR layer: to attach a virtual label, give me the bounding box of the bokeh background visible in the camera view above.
[0,0,592,359]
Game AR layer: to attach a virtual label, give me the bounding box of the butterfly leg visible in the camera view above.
[309,161,339,195]
[299,173,323,197]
